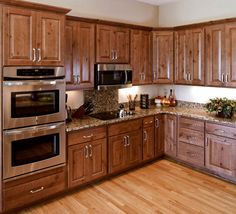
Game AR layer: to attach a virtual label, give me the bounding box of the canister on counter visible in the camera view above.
[140,94,149,109]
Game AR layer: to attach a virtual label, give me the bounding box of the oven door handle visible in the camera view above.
[3,79,65,87]
[4,122,65,135]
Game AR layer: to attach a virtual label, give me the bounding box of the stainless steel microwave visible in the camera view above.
[94,64,132,90]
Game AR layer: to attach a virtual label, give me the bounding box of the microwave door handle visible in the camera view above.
[3,79,65,87]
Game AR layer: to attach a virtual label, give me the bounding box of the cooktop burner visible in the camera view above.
[90,111,135,121]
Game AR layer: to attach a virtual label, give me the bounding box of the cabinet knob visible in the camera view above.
[37,48,41,62]
[123,136,127,147]
[155,119,159,128]
[89,145,93,158]
[85,145,89,158]
[143,130,147,141]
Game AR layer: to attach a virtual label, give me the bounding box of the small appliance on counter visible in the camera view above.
[140,94,149,109]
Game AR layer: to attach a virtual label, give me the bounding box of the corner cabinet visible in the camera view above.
[175,28,205,85]
[131,30,152,84]
[152,31,174,84]
[3,6,65,66]
[96,24,130,63]
[65,20,95,89]
[67,126,107,188]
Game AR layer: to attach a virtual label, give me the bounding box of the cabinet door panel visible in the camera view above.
[206,25,225,86]
[68,143,88,187]
[37,12,64,66]
[3,7,36,65]
[153,31,174,84]
[155,115,165,157]
[206,134,236,177]
[143,126,155,161]
[89,139,107,181]
[226,23,236,87]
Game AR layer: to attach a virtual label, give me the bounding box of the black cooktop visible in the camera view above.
[90,111,119,120]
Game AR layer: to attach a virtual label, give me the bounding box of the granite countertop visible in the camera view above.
[66,106,236,132]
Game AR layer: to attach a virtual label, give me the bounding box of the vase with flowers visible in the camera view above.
[206,97,236,119]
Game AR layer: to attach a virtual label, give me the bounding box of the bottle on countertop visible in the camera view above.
[169,89,177,107]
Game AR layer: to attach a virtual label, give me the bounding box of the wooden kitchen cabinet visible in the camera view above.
[3,6,65,66]
[177,117,205,167]
[68,126,107,188]
[206,122,236,178]
[175,28,204,85]
[96,24,129,63]
[108,119,142,174]
[155,114,165,157]
[164,114,177,157]
[152,31,174,84]
[65,20,95,89]
[131,30,152,84]
[143,117,155,161]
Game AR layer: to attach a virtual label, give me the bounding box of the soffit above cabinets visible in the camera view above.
[135,0,181,6]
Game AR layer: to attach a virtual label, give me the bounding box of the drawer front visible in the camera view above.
[206,122,236,139]
[108,119,142,136]
[143,116,154,128]
[179,127,204,147]
[179,117,204,132]
[4,169,65,211]
[68,126,107,146]
[178,142,204,167]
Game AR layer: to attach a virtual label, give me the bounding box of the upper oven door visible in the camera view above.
[3,79,66,129]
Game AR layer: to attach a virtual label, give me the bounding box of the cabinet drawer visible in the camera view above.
[206,122,236,139]
[143,116,154,127]
[108,119,142,136]
[68,126,107,146]
[179,117,204,132]
[179,128,204,147]
[178,142,204,167]
[4,168,66,211]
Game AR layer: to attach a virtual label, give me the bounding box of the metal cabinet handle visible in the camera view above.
[30,186,44,194]
[73,75,80,85]
[126,135,130,146]
[123,136,127,147]
[221,73,225,83]
[89,145,92,158]
[155,119,160,128]
[188,73,191,81]
[153,72,156,80]
[143,130,147,141]
[143,73,146,81]
[111,50,115,60]
[83,134,94,139]
[85,145,89,158]
[115,51,118,60]
[33,48,36,62]
[37,48,41,62]
[225,74,229,83]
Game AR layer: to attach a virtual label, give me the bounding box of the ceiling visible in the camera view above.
[136,0,181,5]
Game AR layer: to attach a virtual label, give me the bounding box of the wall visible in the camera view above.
[26,0,159,27]
[157,0,236,103]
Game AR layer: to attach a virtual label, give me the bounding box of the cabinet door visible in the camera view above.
[126,130,142,166]
[164,114,177,157]
[37,12,64,66]
[65,21,75,85]
[88,138,107,181]
[108,134,126,173]
[3,7,36,66]
[174,30,189,84]
[68,143,89,187]
[206,134,236,177]
[153,31,174,84]
[191,28,205,85]
[76,22,95,89]
[96,25,114,63]
[225,23,236,87]
[205,24,225,86]
[155,115,165,157]
[113,27,130,63]
[143,126,155,161]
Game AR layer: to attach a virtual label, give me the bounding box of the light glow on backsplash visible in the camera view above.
[66,90,84,109]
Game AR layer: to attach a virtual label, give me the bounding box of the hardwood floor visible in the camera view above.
[20,160,236,214]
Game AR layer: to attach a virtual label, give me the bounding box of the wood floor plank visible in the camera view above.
[19,160,236,214]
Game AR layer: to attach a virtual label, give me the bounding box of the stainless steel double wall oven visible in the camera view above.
[3,67,66,180]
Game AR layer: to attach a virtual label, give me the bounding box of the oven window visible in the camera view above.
[11,90,59,118]
[12,134,59,166]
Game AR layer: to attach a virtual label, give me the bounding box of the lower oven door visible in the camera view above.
[3,79,66,129]
[3,122,66,180]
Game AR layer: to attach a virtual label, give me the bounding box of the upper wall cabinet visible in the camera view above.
[65,20,95,90]
[131,30,152,85]
[3,6,65,66]
[96,24,130,63]
[206,23,236,87]
[152,31,174,84]
[175,28,205,85]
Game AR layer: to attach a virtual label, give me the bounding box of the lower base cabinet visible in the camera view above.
[3,167,66,211]
[155,114,165,157]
